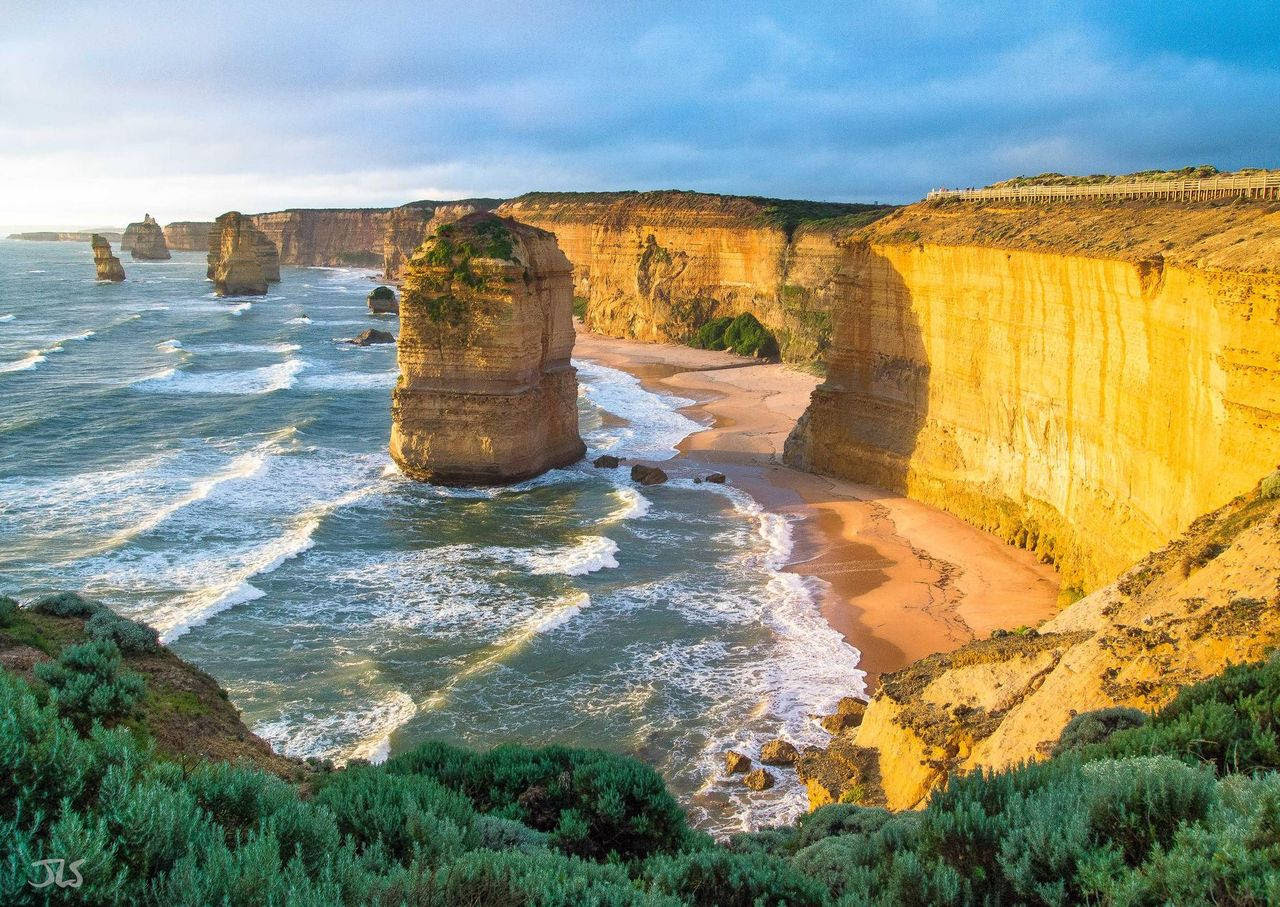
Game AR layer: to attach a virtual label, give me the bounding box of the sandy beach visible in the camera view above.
[574,328,1061,688]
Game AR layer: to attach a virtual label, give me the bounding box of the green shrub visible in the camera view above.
[795,803,894,849]
[692,315,733,350]
[0,596,17,628]
[31,591,103,618]
[34,639,145,730]
[1261,469,1280,499]
[85,609,162,655]
[387,741,693,861]
[0,671,91,830]
[573,296,588,319]
[368,285,395,301]
[690,313,779,359]
[1053,706,1149,755]
[435,848,658,906]
[645,848,827,907]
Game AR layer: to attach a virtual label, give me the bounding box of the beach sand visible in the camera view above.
[574,328,1061,689]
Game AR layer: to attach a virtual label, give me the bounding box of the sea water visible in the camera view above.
[0,239,864,834]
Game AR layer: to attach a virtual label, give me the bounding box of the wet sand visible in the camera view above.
[573,328,1061,689]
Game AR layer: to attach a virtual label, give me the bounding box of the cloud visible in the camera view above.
[0,0,1275,225]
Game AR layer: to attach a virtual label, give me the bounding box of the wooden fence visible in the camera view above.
[927,171,1280,203]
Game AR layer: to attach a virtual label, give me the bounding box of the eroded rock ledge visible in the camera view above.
[390,213,585,485]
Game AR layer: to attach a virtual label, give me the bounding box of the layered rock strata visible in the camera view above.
[10,231,122,242]
[206,212,279,296]
[805,474,1280,810]
[390,213,585,485]
[91,234,125,281]
[162,221,214,251]
[785,200,1280,593]
[382,200,502,280]
[491,191,895,363]
[122,214,171,259]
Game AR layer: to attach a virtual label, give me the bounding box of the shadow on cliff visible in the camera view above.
[783,241,929,496]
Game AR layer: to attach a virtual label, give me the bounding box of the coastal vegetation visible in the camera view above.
[690,312,780,359]
[3,587,1278,904]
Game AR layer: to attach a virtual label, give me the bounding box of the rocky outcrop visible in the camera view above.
[785,200,1280,594]
[382,199,503,280]
[390,213,585,485]
[346,329,394,346]
[122,214,171,260]
[10,231,122,242]
[162,221,214,251]
[91,234,125,281]
[367,285,398,314]
[206,212,279,296]
[808,474,1280,810]
[490,191,895,363]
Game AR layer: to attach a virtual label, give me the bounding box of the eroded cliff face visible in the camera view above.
[163,221,214,251]
[248,209,387,268]
[91,234,124,281]
[206,212,278,296]
[785,201,1280,594]
[390,213,585,484]
[804,476,1280,810]
[122,214,171,260]
[382,200,502,281]
[493,192,893,363]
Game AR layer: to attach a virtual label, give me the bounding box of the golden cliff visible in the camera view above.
[122,214,171,260]
[91,234,125,281]
[493,192,894,363]
[248,208,388,268]
[206,212,280,296]
[390,213,585,485]
[785,200,1280,594]
[163,221,215,251]
[383,199,502,280]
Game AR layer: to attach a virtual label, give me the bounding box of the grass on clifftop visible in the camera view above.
[985,164,1271,188]
[4,580,1280,904]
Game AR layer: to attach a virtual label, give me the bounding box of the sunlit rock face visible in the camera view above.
[206,212,279,297]
[162,221,215,251]
[390,213,585,485]
[122,214,171,260]
[784,200,1280,594]
[91,234,125,281]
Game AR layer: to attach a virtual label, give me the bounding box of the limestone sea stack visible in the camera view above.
[91,234,125,281]
[390,213,585,485]
[122,214,171,260]
[206,212,280,296]
[367,285,398,314]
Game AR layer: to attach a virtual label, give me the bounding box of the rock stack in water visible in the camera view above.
[206,212,280,296]
[390,213,585,484]
[122,214,171,260]
[91,234,125,281]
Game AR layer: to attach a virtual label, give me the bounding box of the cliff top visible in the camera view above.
[860,196,1280,272]
[500,190,895,237]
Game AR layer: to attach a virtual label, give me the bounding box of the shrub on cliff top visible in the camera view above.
[85,608,162,655]
[1052,706,1149,756]
[34,638,145,730]
[32,590,104,618]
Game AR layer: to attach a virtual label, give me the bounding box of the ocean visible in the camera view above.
[0,238,863,834]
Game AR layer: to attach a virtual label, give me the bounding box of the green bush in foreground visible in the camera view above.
[690,312,780,359]
[33,638,145,730]
[3,630,1280,904]
[85,608,162,655]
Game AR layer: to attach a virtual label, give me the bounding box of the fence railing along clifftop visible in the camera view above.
[927,171,1280,203]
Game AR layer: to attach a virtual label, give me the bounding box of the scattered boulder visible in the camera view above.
[593,455,621,469]
[367,285,399,314]
[91,234,125,281]
[724,750,751,775]
[820,697,867,735]
[123,214,171,260]
[760,738,800,766]
[705,472,727,484]
[743,768,775,791]
[631,464,669,486]
[346,329,395,346]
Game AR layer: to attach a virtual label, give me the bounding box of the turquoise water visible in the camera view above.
[0,239,863,833]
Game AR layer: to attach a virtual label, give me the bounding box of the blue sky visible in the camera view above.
[1,0,1276,225]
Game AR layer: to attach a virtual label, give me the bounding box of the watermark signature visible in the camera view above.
[30,858,84,890]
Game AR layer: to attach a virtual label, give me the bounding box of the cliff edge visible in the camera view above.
[390,212,585,484]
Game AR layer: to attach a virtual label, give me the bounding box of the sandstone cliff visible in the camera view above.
[785,199,1280,594]
[162,221,214,251]
[91,234,125,281]
[390,213,585,484]
[10,230,123,242]
[206,212,278,296]
[122,213,171,260]
[492,191,894,363]
[803,474,1280,810]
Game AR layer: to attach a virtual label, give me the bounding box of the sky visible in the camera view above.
[1,0,1277,227]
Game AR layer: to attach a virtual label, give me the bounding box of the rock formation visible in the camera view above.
[367,285,398,314]
[785,199,1280,594]
[803,472,1280,810]
[487,191,895,363]
[390,213,585,485]
[162,221,215,251]
[122,214,171,260]
[346,329,394,346]
[91,234,125,281]
[10,230,122,242]
[206,212,279,296]
[383,200,502,280]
